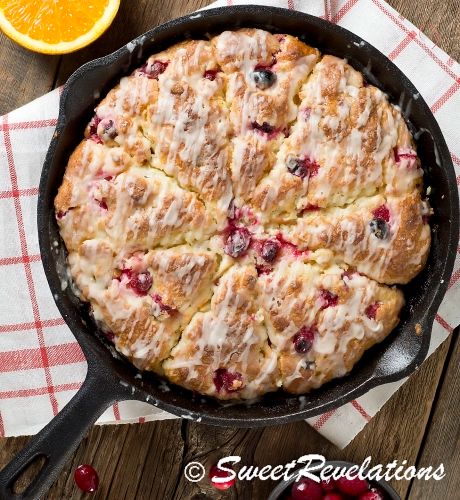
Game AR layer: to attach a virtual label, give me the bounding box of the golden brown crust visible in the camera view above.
[164,265,279,399]
[289,191,430,284]
[55,29,429,400]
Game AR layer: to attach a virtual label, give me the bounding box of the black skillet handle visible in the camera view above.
[0,368,123,500]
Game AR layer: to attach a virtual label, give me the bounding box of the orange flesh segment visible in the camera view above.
[0,0,110,43]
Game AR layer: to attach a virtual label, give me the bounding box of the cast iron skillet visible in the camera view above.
[0,5,458,499]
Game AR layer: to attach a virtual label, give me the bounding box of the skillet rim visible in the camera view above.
[37,4,459,427]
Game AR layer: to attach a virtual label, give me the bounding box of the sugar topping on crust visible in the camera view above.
[55,29,430,400]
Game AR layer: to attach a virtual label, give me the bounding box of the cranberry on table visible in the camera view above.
[336,476,369,496]
[74,464,99,493]
[291,478,323,500]
[209,464,235,490]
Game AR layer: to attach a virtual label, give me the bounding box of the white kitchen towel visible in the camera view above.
[0,0,458,448]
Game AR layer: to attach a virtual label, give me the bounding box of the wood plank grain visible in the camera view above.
[407,333,459,500]
[45,420,185,499]
[56,0,214,87]
[387,0,460,59]
[0,34,59,114]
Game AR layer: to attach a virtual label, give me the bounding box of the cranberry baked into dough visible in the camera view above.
[55,29,430,400]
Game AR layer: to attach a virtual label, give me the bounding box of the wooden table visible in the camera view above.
[0,1,458,498]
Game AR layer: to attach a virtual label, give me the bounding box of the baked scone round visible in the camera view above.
[55,29,430,400]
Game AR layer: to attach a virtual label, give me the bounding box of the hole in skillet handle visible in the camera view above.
[11,455,47,496]
[0,367,129,500]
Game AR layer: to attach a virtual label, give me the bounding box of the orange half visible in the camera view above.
[0,0,120,54]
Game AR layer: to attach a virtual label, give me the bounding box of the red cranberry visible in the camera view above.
[365,302,380,320]
[370,206,390,239]
[104,175,114,181]
[300,204,320,215]
[336,476,369,496]
[324,494,345,500]
[293,326,317,354]
[128,271,153,295]
[88,115,101,136]
[209,464,235,490]
[393,147,417,163]
[139,60,169,79]
[260,239,280,262]
[256,264,272,276]
[291,478,323,500]
[56,210,67,219]
[254,57,276,70]
[275,233,305,257]
[224,227,251,258]
[321,478,336,491]
[286,157,320,179]
[372,205,390,222]
[90,134,103,144]
[319,289,338,309]
[74,464,99,493]
[88,115,103,144]
[96,199,108,210]
[252,68,277,89]
[152,293,175,314]
[213,368,243,393]
[251,121,276,135]
[203,69,219,80]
